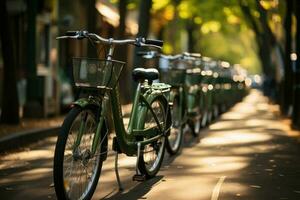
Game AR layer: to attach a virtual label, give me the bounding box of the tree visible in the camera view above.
[116,0,131,103]
[282,0,293,115]
[0,0,20,124]
[117,0,128,39]
[186,18,196,52]
[23,0,43,118]
[239,0,285,100]
[131,0,153,92]
[87,0,97,57]
[292,0,300,129]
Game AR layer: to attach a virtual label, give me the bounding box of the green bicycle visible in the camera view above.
[53,30,171,200]
[139,51,203,153]
[138,51,185,154]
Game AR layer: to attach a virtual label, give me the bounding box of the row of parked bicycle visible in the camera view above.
[138,50,248,155]
[53,31,248,200]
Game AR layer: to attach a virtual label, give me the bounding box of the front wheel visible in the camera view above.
[188,117,201,137]
[53,106,107,200]
[138,97,167,178]
[166,95,183,155]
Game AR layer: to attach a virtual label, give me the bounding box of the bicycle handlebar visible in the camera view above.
[137,51,198,61]
[57,30,163,49]
[144,39,163,47]
[182,52,201,58]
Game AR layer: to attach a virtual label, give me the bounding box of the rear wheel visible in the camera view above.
[188,117,201,137]
[201,110,208,128]
[138,97,167,178]
[166,95,183,155]
[207,110,213,124]
[213,105,219,119]
[53,106,107,200]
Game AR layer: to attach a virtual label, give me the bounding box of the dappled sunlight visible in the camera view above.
[0,159,30,171]
[0,150,53,171]
[1,90,300,199]
[116,156,136,167]
[189,156,249,174]
[245,119,271,127]
[229,143,281,155]
[17,168,52,177]
[149,177,215,200]
[4,150,53,161]
[209,121,244,131]
[92,91,299,199]
[256,102,271,111]
[0,167,52,186]
[220,111,251,121]
[220,182,249,198]
[201,131,272,147]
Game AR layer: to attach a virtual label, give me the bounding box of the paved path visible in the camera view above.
[1,90,300,200]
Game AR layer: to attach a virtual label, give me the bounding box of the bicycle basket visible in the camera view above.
[160,68,185,86]
[72,58,124,90]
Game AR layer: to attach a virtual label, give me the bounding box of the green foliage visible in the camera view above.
[153,0,262,74]
[111,0,284,74]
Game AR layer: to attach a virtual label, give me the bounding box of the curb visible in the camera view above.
[0,127,60,153]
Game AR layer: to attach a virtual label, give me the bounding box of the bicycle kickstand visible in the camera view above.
[132,142,146,181]
[114,151,124,191]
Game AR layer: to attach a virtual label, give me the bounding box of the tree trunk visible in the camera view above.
[116,0,131,103]
[117,0,127,39]
[254,0,276,44]
[87,0,97,57]
[239,0,277,98]
[292,0,300,129]
[0,0,20,124]
[133,0,153,69]
[239,1,272,75]
[256,0,285,102]
[281,0,293,115]
[131,0,153,94]
[186,19,195,53]
[157,26,165,41]
[23,0,44,118]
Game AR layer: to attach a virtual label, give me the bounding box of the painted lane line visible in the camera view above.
[211,176,226,200]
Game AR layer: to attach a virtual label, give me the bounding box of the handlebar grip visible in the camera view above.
[145,39,163,47]
[136,51,158,56]
[66,31,78,36]
[137,51,148,56]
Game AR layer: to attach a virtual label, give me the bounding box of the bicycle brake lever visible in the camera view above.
[134,37,144,47]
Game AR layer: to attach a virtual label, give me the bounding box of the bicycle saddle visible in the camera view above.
[132,68,159,82]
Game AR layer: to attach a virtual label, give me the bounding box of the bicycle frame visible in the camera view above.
[72,44,171,157]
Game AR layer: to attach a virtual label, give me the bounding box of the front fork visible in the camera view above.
[72,96,108,157]
[170,87,185,126]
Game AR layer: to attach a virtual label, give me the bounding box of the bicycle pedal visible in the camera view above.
[132,174,146,182]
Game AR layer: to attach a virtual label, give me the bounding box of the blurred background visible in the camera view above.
[0,0,299,129]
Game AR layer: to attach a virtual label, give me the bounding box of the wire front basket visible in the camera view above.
[160,69,186,86]
[72,58,124,90]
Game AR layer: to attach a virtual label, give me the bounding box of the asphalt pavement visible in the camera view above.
[0,90,300,200]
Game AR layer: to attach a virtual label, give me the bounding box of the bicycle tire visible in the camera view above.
[188,117,201,137]
[200,110,209,128]
[53,106,107,200]
[166,95,183,155]
[138,96,167,178]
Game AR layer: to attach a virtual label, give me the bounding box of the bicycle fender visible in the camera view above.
[73,98,109,161]
[136,93,171,132]
[73,97,101,108]
[169,89,178,104]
